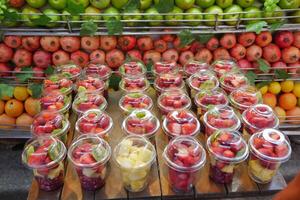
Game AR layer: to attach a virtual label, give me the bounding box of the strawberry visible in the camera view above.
[253,137,264,149]
[274,144,288,157]
[167,123,182,135]
[182,123,196,135]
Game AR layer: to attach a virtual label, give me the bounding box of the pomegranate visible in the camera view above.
[33,50,52,68]
[4,36,21,48]
[7,0,25,8]
[287,62,300,74]
[252,59,271,73]
[60,36,81,53]
[32,67,45,78]
[90,50,105,64]
[206,37,219,51]
[237,32,256,47]
[106,49,125,69]
[179,51,194,66]
[118,36,136,51]
[40,36,60,52]
[70,50,89,67]
[52,50,70,66]
[161,30,175,42]
[0,63,11,77]
[127,50,142,61]
[275,31,294,48]
[293,32,300,48]
[230,44,246,61]
[194,48,213,64]
[137,36,154,51]
[237,59,252,72]
[246,45,262,61]
[13,48,32,68]
[255,31,272,47]
[162,49,178,62]
[81,36,100,52]
[154,39,168,53]
[213,47,230,60]
[100,36,117,51]
[190,41,204,53]
[0,44,13,63]
[282,46,299,64]
[220,33,236,49]
[173,37,191,51]
[262,44,281,63]
[272,61,287,72]
[143,50,161,64]
[21,36,40,52]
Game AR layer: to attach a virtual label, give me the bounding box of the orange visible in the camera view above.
[16,113,34,127]
[0,113,16,129]
[286,107,300,125]
[0,100,4,115]
[274,106,286,124]
[278,93,297,111]
[263,93,277,108]
[24,97,41,117]
[1,95,11,101]
[14,86,29,101]
[5,99,24,118]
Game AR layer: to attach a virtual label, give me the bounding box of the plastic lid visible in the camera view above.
[56,63,81,80]
[249,128,291,162]
[40,91,71,114]
[122,109,160,138]
[220,71,249,91]
[119,61,146,77]
[194,89,229,109]
[163,136,206,172]
[68,134,111,168]
[187,70,219,92]
[44,74,73,95]
[211,59,238,75]
[162,110,200,137]
[154,73,184,92]
[84,63,112,81]
[207,130,249,163]
[22,136,66,169]
[75,109,113,137]
[203,105,241,131]
[119,76,150,93]
[75,75,105,94]
[229,86,262,111]
[242,104,279,130]
[119,93,153,114]
[72,92,107,115]
[157,90,191,112]
[153,61,178,75]
[184,60,210,76]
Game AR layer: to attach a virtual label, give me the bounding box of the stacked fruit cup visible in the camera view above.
[55,63,82,82]
[22,136,67,191]
[119,92,153,116]
[184,60,210,78]
[114,135,156,192]
[154,72,185,97]
[68,135,111,191]
[207,130,249,184]
[219,71,250,94]
[210,60,239,78]
[43,73,73,97]
[152,61,179,76]
[248,129,291,184]
[75,74,106,96]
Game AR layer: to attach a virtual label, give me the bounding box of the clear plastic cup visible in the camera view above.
[203,105,241,137]
[22,136,66,191]
[119,61,146,77]
[75,109,113,140]
[43,74,73,96]
[242,104,279,135]
[31,111,70,144]
[162,110,200,139]
[248,129,291,183]
[119,76,150,93]
[114,135,156,192]
[163,136,206,192]
[229,86,262,114]
[56,63,82,82]
[122,109,160,141]
[72,92,107,117]
[219,71,250,94]
[211,59,238,78]
[153,73,185,96]
[184,60,210,77]
[119,92,153,116]
[40,91,72,116]
[157,90,191,116]
[75,74,106,95]
[68,135,111,191]
[207,130,249,184]
[152,61,178,76]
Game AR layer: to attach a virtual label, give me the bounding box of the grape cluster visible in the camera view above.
[264,0,280,12]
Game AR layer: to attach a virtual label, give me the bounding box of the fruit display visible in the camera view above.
[248,129,291,183]
[68,135,111,190]
[21,136,66,191]
[119,61,146,77]
[207,130,249,184]
[153,61,178,76]
[43,74,73,96]
[114,135,156,192]
[56,64,82,81]
[75,75,106,95]
[219,71,249,94]
[154,73,184,95]
[211,60,238,78]
[119,92,153,115]
[184,60,210,77]
[119,76,150,93]
[40,91,71,115]
[162,136,206,192]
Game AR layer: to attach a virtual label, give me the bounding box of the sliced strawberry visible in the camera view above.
[181,123,197,135]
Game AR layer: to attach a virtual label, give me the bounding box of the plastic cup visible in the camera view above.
[119,92,153,116]
[75,74,106,95]
[211,59,238,78]
[22,136,66,191]
[119,76,150,93]
[152,61,178,76]
[68,135,111,191]
[163,136,206,192]
[43,74,73,96]
[114,135,156,192]
[219,71,250,94]
[157,90,191,116]
[56,63,82,82]
[40,91,72,116]
[207,130,249,184]
[153,73,185,96]
[119,61,146,78]
[248,129,291,183]
[184,60,210,77]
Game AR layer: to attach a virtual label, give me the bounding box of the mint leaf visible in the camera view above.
[269,20,285,32]
[257,58,270,73]
[245,71,257,85]
[274,69,291,80]
[123,0,140,12]
[28,83,43,98]
[106,18,123,35]
[109,73,121,90]
[66,0,85,16]
[31,14,51,26]
[15,67,33,83]
[80,20,98,36]
[178,30,194,47]
[246,21,267,34]
[0,84,14,99]
[3,9,20,22]
[44,66,55,75]
[146,60,153,73]
[155,0,174,13]
[195,34,214,44]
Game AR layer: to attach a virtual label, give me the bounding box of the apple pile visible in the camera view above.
[119,92,153,115]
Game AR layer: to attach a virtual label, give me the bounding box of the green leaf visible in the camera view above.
[274,69,291,80]
[15,67,33,83]
[92,145,105,161]
[123,0,140,12]
[109,73,121,91]
[0,84,14,99]
[245,71,258,85]
[269,20,285,32]
[155,0,174,13]
[257,58,270,73]
[80,20,98,36]
[3,9,20,22]
[28,83,43,98]
[106,18,123,35]
[195,34,214,44]
[48,142,61,161]
[44,66,55,75]
[66,0,85,16]
[246,21,267,34]
[146,60,153,73]
[31,14,51,26]
[178,30,194,47]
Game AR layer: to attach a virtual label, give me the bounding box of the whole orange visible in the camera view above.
[24,97,40,117]
[0,100,4,115]
[263,93,277,108]
[286,107,300,125]
[279,93,297,111]
[5,99,24,118]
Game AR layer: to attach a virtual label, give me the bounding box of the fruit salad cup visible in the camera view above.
[22,136,66,191]
[219,71,249,94]
[242,104,279,136]
[154,73,185,96]
[75,109,113,140]
[153,61,178,76]
[203,105,241,138]
[72,92,107,117]
[119,61,146,77]
[162,110,200,140]
[122,109,160,142]
[229,86,262,114]
[68,135,111,190]
[43,74,73,96]
[56,63,82,82]
[119,92,153,116]
[184,60,210,77]
[187,70,219,98]
[194,89,229,117]
[248,129,291,183]
[211,60,238,78]
[40,91,72,116]
[163,136,206,192]
[157,90,191,116]
[31,111,70,144]
[114,135,156,192]
[75,75,106,95]
[207,130,249,184]
[119,76,150,93]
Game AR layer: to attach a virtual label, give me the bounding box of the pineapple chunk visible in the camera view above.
[137,148,153,163]
[249,160,276,182]
[48,162,64,179]
[130,179,145,192]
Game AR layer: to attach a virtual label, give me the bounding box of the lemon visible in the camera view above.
[268,82,281,95]
[293,83,300,98]
[14,86,29,101]
[280,80,294,93]
[259,85,268,95]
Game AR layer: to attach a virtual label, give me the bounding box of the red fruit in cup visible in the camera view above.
[81,36,100,52]
[90,50,105,64]
[13,48,32,68]
[4,36,21,48]
[153,61,178,75]
[71,50,89,68]
[255,31,272,47]
[154,39,168,53]
[213,47,230,60]
[0,63,11,77]
[195,48,213,64]
[206,37,219,51]
[162,49,179,62]
[22,36,40,52]
[173,37,191,52]
[282,46,299,64]
[246,45,262,61]
[100,36,117,52]
[263,43,281,63]
[179,51,194,66]
[118,36,136,51]
[275,31,294,48]
[52,50,70,66]
[143,50,161,64]
[127,50,142,61]
[293,31,300,48]
[7,0,25,8]
[120,93,153,114]
[0,44,13,63]
[40,36,60,52]
[230,44,246,61]
[238,32,255,47]
[60,36,80,53]
[220,33,236,49]
[105,49,125,69]
[137,36,153,51]
[33,50,52,69]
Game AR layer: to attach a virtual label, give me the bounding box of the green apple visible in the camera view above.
[140,0,152,10]
[83,6,101,21]
[278,0,299,9]
[264,6,283,24]
[236,0,254,8]
[165,6,183,26]
[243,7,261,24]
[2,8,19,27]
[216,0,233,9]
[175,0,195,10]
[43,8,61,27]
[103,6,121,21]
[196,0,215,8]
[21,6,41,27]
[145,7,163,26]
[26,0,46,8]
[204,5,223,26]
[90,0,110,9]
[123,9,142,26]
[112,0,129,9]
[224,4,242,25]
[153,0,159,4]
[291,10,300,23]
[49,0,67,10]
[69,0,89,8]
[184,7,202,26]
